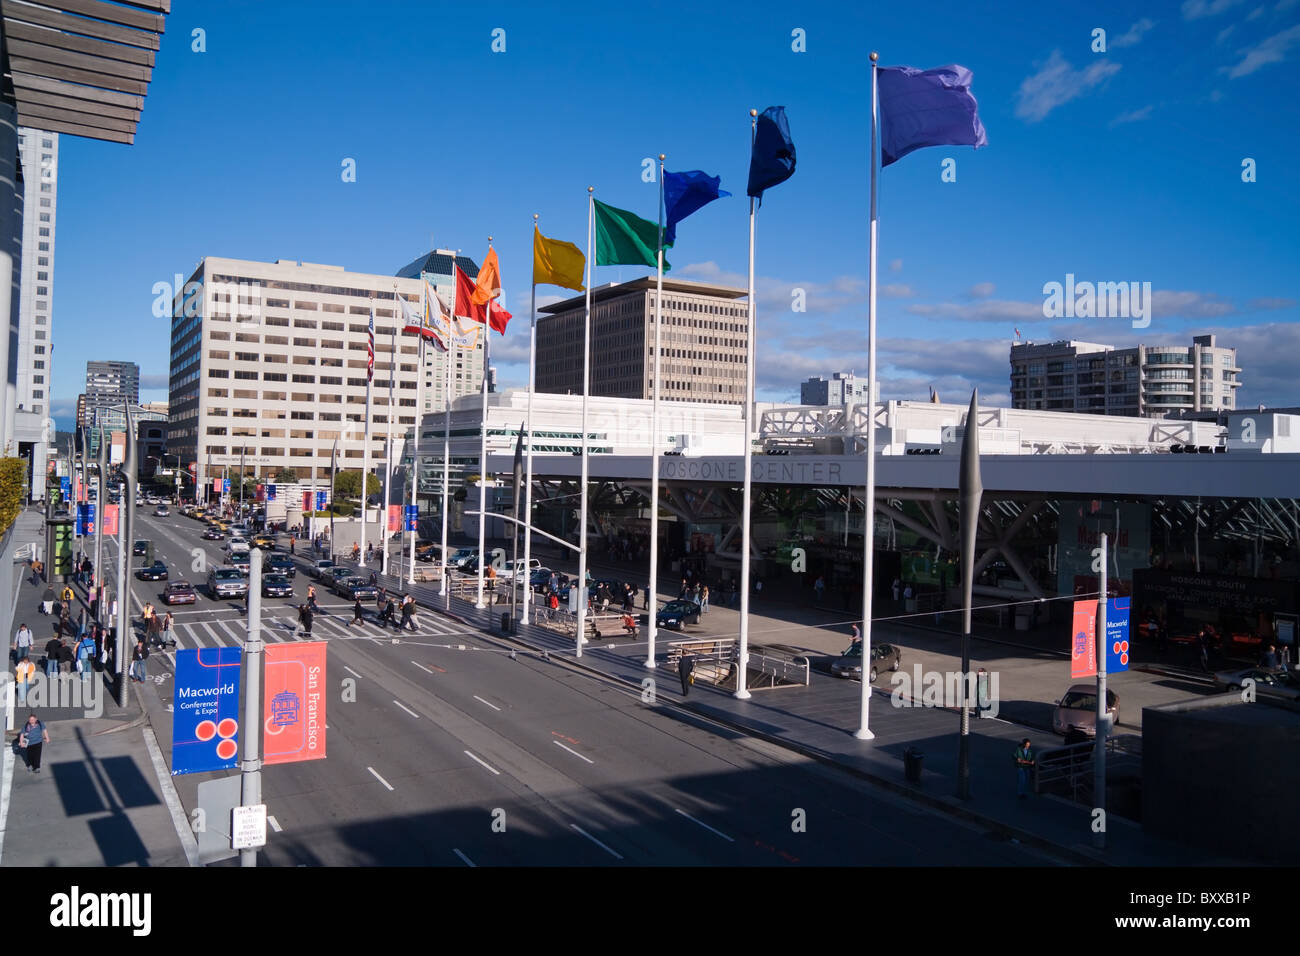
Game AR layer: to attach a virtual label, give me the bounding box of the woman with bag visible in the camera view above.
[130,638,149,683]
[160,612,177,648]
[19,714,49,772]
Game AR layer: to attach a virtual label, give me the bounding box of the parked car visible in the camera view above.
[207,567,248,600]
[1213,667,1300,701]
[1052,685,1120,737]
[830,641,902,682]
[656,599,701,630]
[132,539,149,556]
[530,567,561,589]
[308,559,336,579]
[261,574,295,598]
[414,540,438,562]
[163,580,197,606]
[263,555,296,578]
[202,528,225,540]
[334,577,379,601]
[136,560,169,582]
[501,557,543,581]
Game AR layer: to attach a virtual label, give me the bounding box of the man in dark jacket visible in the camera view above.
[297,604,314,638]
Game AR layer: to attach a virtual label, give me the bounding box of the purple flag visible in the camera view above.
[878,65,987,168]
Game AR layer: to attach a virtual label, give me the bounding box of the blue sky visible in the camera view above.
[48,0,1300,428]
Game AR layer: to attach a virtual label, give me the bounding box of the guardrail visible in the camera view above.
[747,647,811,687]
[1034,733,1142,802]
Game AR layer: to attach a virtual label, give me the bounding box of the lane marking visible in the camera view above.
[393,700,420,719]
[143,727,200,866]
[367,766,394,791]
[570,824,623,859]
[463,750,501,775]
[411,661,434,674]
[268,815,283,832]
[553,740,594,764]
[452,848,476,867]
[675,808,735,842]
[344,666,362,679]
[473,695,501,711]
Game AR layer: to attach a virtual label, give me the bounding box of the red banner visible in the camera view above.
[263,641,327,765]
[303,491,313,513]
[213,478,222,493]
[102,504,119,537]
[1071,600,1098,679]
[388,504,400,532]
[256,483,265,502]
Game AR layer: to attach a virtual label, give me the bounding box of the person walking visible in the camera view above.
[366,543,374,564]
[19,715,49,772]
[814,575,826,605]
[44,632,64,679]
[40,585,55,615]
[12,622,34,662]
[146,606,163,648]
[160,612,177,648]
[76,630,96,683]
[850,623,861,644]
[347,597,365,628]
[1014,738,1036,799]
[399,595,414,632]
[379,596,395,628]
[700,585,710,614]
[306,585,318,613]
[297,603,314,638]
[15,658,35,706]
[130,638,149,683]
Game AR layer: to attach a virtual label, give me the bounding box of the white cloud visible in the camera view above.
[1182,0,1246,18]
[1015,51,1123,122]
[1217,23,1237,42]
[140,373,169,389]
[1247,296,1296,310]
[882,284,914,298]
[889,259,903,273]
[969,282,996,298]
[1113,18,1157,47]
[1110,105,1155,126]
[1151,290,1235,317]
[680,260,867,315]
[1225,23,1300,77]
[905,298,1046,322]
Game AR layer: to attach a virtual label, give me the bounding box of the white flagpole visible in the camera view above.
[475,240,492,610]
[381,294,395,576]
[577,188,594,658]
[360,298,374,567]
[408,280,424,587]
[855,54,881,740]
[647,153,666,670]
[441,274,453,607]
[523,214,539,624]
[736,111,758,700]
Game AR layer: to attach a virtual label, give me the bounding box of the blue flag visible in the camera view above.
[878,65,987,168]
[746,106,796,203]
[663,170,730,247]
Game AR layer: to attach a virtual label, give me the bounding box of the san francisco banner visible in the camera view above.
[1070,599,1098,679]
[263,641,327,765]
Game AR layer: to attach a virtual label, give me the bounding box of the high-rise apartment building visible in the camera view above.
[1009,334,1241,417]
[535,277,749,404]
[8,128,58,486]
[167,256,486,491]
[800,371,875,406]
[85,360,140,409]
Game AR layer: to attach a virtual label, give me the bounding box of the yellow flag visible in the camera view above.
[533,227,586,291]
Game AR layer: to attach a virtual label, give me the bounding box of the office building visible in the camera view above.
[536,277,749,404]
[167,256,486,492]
[1010,334,1241,417]
[85,359,139,409]
[800,371,875,406]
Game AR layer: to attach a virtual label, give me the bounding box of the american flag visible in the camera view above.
[367,305,375,382]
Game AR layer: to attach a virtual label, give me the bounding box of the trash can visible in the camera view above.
[500,613,513,634]
[903,747,923,783]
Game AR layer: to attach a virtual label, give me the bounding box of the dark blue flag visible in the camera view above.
[878,64,987,168]
[746,106,796,203]
[663,170,730,246]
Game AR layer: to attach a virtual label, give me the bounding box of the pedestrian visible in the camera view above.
[161,612,176,648]
[892,577,901,603]
[679,578,688,599]
[297,603,314,638]
[76,630,96,683]
[29,559,40,586]
[352,542,360,562]
[1260,643,1280,670]
[12,622,34,662]
[643,585,651,610]
[347,597,364,628]
[1197,628,1210,672]
[290,535,296,555]
[40,585,55,615]
[903,584,914,607]
[754,578,763,599]
[19,714,49,772]
[131,638,149,683]
[701,585,710,613]
[369,570,378,587]
[89,589,99,623]
[44,631,63,678]
[60,584,74,616]
[307,585,318,612]
[399,595,414,632]
[850,623,861,644]
[366,543,374,564]
[15,658,35,706]
[147,607,163,647]
[379,596,395,628]
[1014,738,1036,798]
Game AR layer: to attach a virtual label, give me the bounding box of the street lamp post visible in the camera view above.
[330,437,339,562]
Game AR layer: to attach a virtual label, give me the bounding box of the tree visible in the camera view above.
[333,469,379,500]
[0,458,25,535]
[273,466,297,484]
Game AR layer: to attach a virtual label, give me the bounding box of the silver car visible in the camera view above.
[1213,667,1300,701]
[1052,685,1119,736]
[207,566,248,600]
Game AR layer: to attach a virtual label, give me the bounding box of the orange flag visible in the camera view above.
[471,247,502,307]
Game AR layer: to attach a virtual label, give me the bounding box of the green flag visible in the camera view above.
[594,199,669,271]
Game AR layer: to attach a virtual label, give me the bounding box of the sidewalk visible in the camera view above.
[372,555,1246,867]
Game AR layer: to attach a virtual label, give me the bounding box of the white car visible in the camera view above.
[225,537,250,556]
[500,557,543,582]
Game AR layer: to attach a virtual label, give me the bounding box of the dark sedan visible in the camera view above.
[656,599,701,630]
[321,566,354,590]
[163,580,197,605]
[136,560,168,581]
[132,539,149,556]
[261,574,295,598]
[263,555,297,578]
[202,528,225,540]
[334,577,378,601]
[831,641,902,682]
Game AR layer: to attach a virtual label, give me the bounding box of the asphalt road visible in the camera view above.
[115,509,1057,866]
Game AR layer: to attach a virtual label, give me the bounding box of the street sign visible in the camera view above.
[231,804,267,850]
[223,479,231,494]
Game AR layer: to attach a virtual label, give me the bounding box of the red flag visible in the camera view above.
[454,262,513,335]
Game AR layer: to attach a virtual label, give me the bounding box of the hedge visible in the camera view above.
[0,457,26,536]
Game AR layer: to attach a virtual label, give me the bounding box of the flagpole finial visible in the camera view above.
[870,51,878,62]
[749,108,757,117]
[588,186,594,193]
[533,213,538,222]
[659,153,665,161]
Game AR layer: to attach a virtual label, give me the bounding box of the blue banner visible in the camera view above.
[1106,597,1131,673]
[404,505,418,531]
[76,503,96,535]
[316,491,327,511]
[267,483,277,502]
[172,647,243,776]
[223,478,231,494]
[60,476,71,500]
